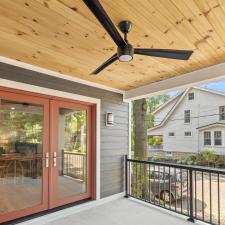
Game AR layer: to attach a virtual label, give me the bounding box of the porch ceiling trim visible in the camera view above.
[2,56,225,102]
[124,62,225,101]
[0,56,124,95]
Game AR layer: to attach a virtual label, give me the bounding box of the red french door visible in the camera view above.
[0,89,49,223]
[49,100,93,208]
[0,87,96,223]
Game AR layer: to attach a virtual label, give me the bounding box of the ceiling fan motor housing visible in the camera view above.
[117,43,134,62]
[118,20,132,34]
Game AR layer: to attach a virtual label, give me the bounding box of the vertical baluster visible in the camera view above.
[181,168,183,214]
[194,170,197,218]
[83,154,85,180]
[128,160,130,196]
[187,169,189,215]
[140,162,142,200]
[209,172,212,224]
[202,172,204,221]
[188,168,194,222]
[149,163,151,202]
[136,161,138,198]
[175,167,177,212]
[132,162,134,196]
[61,149,65,176]
[163,166,166,208]
[169,166,171,210]
[69,153,71,176]
[124,155,128,198]
[66,153,68,176]
[218,173,220,225]
[158,165,160,206]
[154,164,156,204]
[144,162,147,202]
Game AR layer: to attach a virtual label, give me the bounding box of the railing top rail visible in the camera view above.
[127,157,225,175]
[64,152,86,155]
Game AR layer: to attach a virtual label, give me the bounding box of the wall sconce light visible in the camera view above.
[106,112,114,126]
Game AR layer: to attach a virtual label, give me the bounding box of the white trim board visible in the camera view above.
[124,61,225,101]
[0,78,101,201]
[0,56,124,94]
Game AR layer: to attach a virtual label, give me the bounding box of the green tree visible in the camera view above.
[146,94,170,129]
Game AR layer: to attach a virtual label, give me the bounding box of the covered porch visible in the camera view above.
[1,0,225,224]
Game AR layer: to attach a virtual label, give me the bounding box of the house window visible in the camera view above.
[219,106,225,120]
[188,93,194,100]
[184,110,191,123]
[184,131,192,137]
[168,132,175,137]
[214,131,222,146]
[204,131,211,146]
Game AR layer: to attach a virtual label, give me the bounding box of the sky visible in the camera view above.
[201,80,225,93]
[167,79,225,98]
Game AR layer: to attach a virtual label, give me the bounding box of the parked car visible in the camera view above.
[149,168,188,202]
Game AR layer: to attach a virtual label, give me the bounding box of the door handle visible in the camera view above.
[45,152,49,168]
[53,152,57,167]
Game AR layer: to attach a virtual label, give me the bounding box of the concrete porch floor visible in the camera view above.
[20,197,194,225]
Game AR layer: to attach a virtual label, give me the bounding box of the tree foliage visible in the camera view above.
[146,94,170,129]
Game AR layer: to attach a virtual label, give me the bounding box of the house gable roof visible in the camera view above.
[148,88,190,132]
[151,92,184,115]
[194,87,225,98]
[197,122,225,130]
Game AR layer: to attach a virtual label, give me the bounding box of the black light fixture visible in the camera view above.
[106,112,114,126]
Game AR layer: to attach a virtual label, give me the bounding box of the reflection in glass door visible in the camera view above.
[0,90,49,223]
[50,101,92,208]
[58,108,87,198]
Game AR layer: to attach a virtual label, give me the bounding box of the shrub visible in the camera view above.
[154,139,162,145]
[151,155,161,162]
[184,154,197,165]
[148,138,155,145]
[200,148,216,166]
[215,155,225,168]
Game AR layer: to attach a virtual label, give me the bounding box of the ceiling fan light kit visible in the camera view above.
[83,0,193,75]
[117,43,134,62]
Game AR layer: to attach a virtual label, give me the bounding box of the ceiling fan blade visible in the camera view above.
[83,0,126,47]
[134,48,193,60]
[91,53,118,74]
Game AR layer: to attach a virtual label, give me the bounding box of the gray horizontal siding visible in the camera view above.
[0,62,129,198]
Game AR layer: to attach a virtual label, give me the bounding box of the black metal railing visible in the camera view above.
[125,155,225,225]
[62,152,86,181]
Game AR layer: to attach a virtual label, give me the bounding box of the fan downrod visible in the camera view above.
[118,20,132,34]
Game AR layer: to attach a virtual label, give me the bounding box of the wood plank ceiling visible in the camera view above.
[0,0,225,90]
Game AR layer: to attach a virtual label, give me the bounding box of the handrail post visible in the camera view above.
[187,168,195,223]
[124,154,129,198]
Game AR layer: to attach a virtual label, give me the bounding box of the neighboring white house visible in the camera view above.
[148,87,225,154]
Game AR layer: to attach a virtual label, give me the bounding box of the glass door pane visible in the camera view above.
[50,100,92,208]
[58,108,87,199]
[0,98,44,214]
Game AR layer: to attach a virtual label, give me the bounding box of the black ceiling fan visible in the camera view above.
[83,0,193,75]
